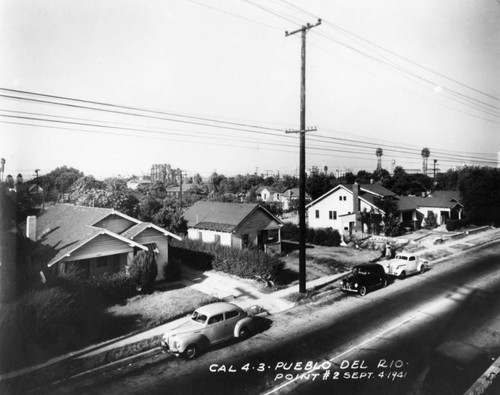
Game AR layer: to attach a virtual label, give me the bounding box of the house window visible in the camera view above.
[339,196,342,201]
[198,231,203,240]
[315,210,320,218]
[329,211,337,220]
[214,234,221,244]
[343,196,347,201]
[96,256,108,268]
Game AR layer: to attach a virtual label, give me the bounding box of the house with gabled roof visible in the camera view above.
[396,191,463,229]
[280,187,311,211]
[183,201,283,253]
[255,186,282,202]
[22,204,181,281]
[306,183,397,234]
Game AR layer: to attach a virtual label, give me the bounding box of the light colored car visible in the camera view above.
[161,302,254,359]
[381,252,428,278]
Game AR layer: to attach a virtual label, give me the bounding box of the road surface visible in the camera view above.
[39,241,500,395]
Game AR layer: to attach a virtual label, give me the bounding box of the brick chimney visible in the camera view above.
[353,182,360,231]
[26,215,37,241]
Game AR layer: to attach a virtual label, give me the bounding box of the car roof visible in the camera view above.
[354,263,384,269]
[195,302,243,316]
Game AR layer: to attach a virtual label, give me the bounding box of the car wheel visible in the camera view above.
[419,265,426,274]
[399,271,406,279]
[382,278,388,288]
[183,344,199,360]
[358,286,367,296]
[239,326,251,340]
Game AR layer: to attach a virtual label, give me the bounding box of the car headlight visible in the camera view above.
[354,283,358,288]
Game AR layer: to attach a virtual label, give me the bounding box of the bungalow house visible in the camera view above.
[396,191,463,229]
[21,204,181,281]
[280,188,311,211]
[255,186,282,203]
[183,201,283,253]
[306,183,397,234]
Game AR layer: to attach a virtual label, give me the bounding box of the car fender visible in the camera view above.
[234,317,254,337]
[175,332,210,353]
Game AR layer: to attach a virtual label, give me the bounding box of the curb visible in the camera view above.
[465,355,500,395]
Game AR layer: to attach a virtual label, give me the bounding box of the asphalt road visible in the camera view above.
[44,241,500,395]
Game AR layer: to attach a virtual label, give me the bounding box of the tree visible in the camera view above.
[421,147,430,175]
[306,173,338,200]
[457,166,500,226]
[376,148,383,171]
[424,211,438,229]
[356,170,373,184]
[127,248,157,293]
[43,166,84,201]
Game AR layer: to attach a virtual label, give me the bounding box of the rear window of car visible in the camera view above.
[225,310,240,320]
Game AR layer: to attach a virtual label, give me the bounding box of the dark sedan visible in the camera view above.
[340,263,389,296]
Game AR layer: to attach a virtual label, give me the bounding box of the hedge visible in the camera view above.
[170,239,285,284]
[446,219,470,232]
[281,223,341,246]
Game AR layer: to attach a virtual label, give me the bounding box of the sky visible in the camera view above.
[1,0,499,180]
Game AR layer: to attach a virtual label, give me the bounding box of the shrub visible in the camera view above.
[0,286,76,372]
[446,219,469,232]
[424,212,438,229]
[87,272,137,302]
[126,248,158,293]
[281,223,341,247]
[170,239,285,284]
[163,257,183,282]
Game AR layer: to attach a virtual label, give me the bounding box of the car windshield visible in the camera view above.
[396,255,408,260]
[191,311,208,324]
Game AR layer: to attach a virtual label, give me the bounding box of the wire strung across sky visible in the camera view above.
[1,88,496,171]
[236,0,500,123]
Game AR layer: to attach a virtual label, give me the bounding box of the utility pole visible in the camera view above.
[285,19,321,294]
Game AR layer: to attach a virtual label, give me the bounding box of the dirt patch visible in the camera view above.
[280,245,382,282]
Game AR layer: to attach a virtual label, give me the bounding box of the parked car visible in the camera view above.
[380,252,428,278]
[161,302,254,359]
[340,263,388,296]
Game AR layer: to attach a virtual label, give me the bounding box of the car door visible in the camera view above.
[204,313,226,344]
[408,255,417,272]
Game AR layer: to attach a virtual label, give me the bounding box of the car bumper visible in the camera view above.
[161,340,181,356]
[340,285,358,293]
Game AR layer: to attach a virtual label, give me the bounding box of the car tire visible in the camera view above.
[419,265,426,274]
[358,286,367,296]
[382,278,388,288]
[399,271,407,279]
[239,326,251,340]
[183,344,199,360]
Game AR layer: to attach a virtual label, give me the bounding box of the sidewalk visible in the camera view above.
[2,226,500,393]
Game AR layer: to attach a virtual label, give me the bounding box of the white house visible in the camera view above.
[182,201,283,253]
[306,183,397,233]
[255,186,282,202]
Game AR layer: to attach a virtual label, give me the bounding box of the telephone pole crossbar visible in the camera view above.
[285,19,321,294]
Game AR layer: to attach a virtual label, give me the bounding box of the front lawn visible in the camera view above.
[106,285,219,331]
[280,244,382,283]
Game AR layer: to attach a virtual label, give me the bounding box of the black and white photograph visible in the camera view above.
[1,1,499,394]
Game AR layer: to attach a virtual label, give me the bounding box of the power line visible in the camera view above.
[278,0,500,103]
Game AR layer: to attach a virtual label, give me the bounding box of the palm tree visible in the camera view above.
[421,147,430,175]
[376,148,383,171]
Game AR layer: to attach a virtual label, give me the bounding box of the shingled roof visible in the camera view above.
[20,204,179,268]
[183,201,282,232]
